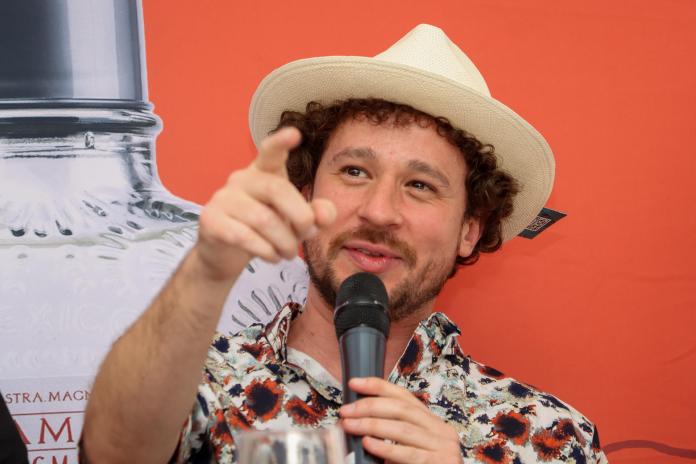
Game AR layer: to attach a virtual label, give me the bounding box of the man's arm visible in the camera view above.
[81,128,335,463]
[81,247,241,463]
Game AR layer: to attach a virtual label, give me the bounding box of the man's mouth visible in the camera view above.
[344,241,400,258]
[346,247,386,257]
[343,242,402,273]
[353,248,383,257]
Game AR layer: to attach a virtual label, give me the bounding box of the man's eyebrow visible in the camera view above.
[328,146,376,164]
[407,159,451,188]
[328,147,452,187]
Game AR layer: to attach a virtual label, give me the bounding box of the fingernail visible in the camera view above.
[350,377,365,386]
[340,404,354,415]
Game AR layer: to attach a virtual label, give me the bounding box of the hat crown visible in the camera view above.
[374,24,491,97]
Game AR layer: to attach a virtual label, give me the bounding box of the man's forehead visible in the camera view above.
[324,118,468,174]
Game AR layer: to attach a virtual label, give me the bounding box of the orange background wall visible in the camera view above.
[142,1,696,462]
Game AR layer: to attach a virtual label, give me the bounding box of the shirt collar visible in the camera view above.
[262,301,303,361]
[261,303,461,362]
[415,311,462,356]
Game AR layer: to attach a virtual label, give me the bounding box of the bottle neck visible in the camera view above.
[0,105,163,193]
[0,104,199,242]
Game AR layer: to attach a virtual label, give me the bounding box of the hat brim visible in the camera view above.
[249,56,554,242]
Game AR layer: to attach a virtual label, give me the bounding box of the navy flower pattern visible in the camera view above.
[176,303,608,463]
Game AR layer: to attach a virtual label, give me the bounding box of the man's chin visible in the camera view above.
[303,239,445,322]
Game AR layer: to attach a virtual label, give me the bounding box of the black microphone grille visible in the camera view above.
[334,273,390,339]
[335,272,388,308]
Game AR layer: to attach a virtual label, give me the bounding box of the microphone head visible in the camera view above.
[334,272,390,339]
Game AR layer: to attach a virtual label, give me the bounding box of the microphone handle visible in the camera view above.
[339,326,386,464]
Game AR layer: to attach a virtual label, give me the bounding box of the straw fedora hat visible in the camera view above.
[249,24,554,242]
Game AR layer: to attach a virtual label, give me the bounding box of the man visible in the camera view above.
[81,25,608,463]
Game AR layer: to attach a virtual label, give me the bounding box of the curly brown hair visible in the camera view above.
[275,98,519,266]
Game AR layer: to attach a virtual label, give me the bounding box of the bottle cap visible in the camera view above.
[0,0,148,102]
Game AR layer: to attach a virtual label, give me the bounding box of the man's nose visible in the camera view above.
[356,181,404,228]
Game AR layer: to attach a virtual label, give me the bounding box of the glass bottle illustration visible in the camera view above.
[0,1,306,458]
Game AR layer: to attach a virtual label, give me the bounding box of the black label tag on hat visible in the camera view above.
[518,208,566,239]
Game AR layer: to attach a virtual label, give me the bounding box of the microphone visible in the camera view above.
[334,272,390,464]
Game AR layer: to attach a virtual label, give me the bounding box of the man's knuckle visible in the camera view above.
[413,450,429,464]
[262,174,276,188]
[258,245,277,262]
[208,189,225,205]
[230,226,252,246]
[252,210,274,228]
[396,422,411,438]
[363,417,377,430]
[265,177,286,197]
[199,210,224,239]
[361,398,378,414]
[278,241,298,258]
[227,170,243,185]
[198,208,215,229]
[259,137,273,153]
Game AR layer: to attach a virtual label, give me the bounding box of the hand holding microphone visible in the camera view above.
[336,273,463,464]
[334,272,390,464]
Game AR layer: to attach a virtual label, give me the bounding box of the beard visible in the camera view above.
[303,225,458,321]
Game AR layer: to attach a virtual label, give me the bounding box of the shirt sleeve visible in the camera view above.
[173,380,220,463]
[588,424,610,464]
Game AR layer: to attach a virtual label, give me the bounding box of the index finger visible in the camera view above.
[348,378,428,411]
[253,126,302,175]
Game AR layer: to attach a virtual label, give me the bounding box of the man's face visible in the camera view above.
[303,118,480,321]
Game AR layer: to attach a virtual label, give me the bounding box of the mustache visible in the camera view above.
[327,226,417,268]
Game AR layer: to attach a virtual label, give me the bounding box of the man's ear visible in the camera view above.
[458,215,482,259]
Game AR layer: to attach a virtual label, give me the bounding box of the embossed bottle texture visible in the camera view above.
[0,107,202,378]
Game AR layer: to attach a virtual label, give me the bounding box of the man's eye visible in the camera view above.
[409,180,434,192]
[343,166,366,177]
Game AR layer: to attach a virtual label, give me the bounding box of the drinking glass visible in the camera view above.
[236,426,347,464]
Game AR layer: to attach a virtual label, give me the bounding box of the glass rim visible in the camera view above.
[235,425,344,440]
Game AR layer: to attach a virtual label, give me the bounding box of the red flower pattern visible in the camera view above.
[532,429,565,461]
[474,438,511,464]
[175,303,606,464]
[242,378,284,422]
[492,410,530,445]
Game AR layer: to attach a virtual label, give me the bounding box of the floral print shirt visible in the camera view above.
[176,303,608,463]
